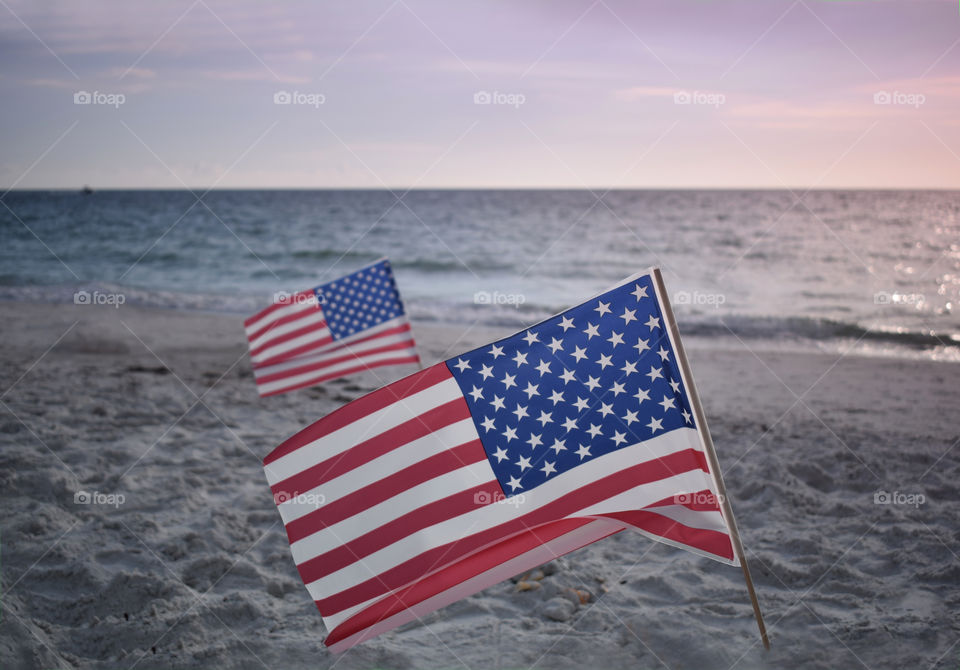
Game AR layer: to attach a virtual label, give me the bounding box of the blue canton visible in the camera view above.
[446,275,695,497]
[315,259,406,341]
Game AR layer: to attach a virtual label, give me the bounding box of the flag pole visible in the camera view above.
[651,268,770,651]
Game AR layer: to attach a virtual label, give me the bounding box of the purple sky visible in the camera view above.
[2,0,959,188]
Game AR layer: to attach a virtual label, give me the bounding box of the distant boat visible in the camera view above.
[80,185,94,195]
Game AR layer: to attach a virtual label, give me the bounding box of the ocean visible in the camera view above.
[1,189,957,360]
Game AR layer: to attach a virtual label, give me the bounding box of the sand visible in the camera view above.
[1,301,958,670]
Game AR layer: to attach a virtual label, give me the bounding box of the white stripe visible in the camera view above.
[254,330,416,378]
[245,297,318,336]
[251,326,332,365]
[277,418,480,523]
[264,376,462,484]
[638,505,728,534]
[256,345,420,396]
[290,460,493,564]
[323,517,626,647]
[305,428,714,604]
[247,310,327,352]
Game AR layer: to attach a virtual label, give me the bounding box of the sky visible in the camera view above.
[1,0,959,189]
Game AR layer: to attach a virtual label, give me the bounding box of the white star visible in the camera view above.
[535,410,553,426]
[584,375,601,391]
[670,379,682,393]
[512,404,529,421]
[523,331,539,346]
[491,395,506,411]
[573,396,589,412]
[516,454,532,471]
[503,425,518,442]
[620,308,637,324]
[657,346,670,362]
[621,360,638,376]
[607,331,624,347]
[682,408,693,424]
[623,409,639,425]
[506,475,522,491]
[526,433,543,449]
[561,416,578,431]
[575,444,592,459]
[469,385,484,402]
[646,366,663,382]
[634,387,650,404]
[634,338,651,354]
[479,364,494,380]
[612,430,628,446]
[647,417,664,433]
[560,368,577,384]
[583,323,600,339]
[523,382,540,399]
[453,358,471,372]
[547,337,564,354]
[597,353,613,370]
[502,372,517,389]
[631,284,649,301]
[490,344,505,359]
[513,351,529,367]
[598,402,614,417]
[549,438,567,454]
[559,316,575,331]
[481,416,496,432]
[659,395,676,412]
[549,389,564,405]
[492,445,508,462]
[571,345,588,362]
[645,314,661,330]
[595,301,611,317]
[541,461,557,476]
[587,423,603,438]
[535,359,552,376]
[610,381,626,396]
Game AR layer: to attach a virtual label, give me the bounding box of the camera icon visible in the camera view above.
[874,291,891,305]
[473,90,492,105]
[74,490,91,504]
[473,290,491,305]
[674,91,691,105]
[473,491,492,505]
[274,90,292,105]
[673,290,691,305]
[273,290,292,305]
[673,492,691,505]
[873,91,891,105]
[74,290,91,305]
[74,91,91,105]
[273,491,291,505]
[874,490,891,505]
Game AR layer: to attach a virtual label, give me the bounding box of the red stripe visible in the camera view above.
[263,363,452,463]
[324,518,611,647]
[255,338,417,383]
[244,290,317,327]
[269,397,471,497]
[313,447,710,614]
[246,305,324,344]
[259,355,422,398]
[252,332,337,369]
[598,510,734,560]
[283,440,487,545]
[249,319,331,360]
[297,480,501,584]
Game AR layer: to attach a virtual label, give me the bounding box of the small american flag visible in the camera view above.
[244,259,420,396]
[263,268,740,651]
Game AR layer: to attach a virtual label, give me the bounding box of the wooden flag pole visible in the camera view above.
[650,268,771,651]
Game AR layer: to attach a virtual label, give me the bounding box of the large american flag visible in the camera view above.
[244,259,420,396]
[263,268,738,652]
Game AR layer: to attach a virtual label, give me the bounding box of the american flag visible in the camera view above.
[244,259,420,396]
[263,268,739,652]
